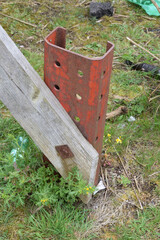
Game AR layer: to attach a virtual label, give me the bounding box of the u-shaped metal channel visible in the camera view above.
[44,27,114,184]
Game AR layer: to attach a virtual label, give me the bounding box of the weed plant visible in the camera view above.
[0,130,94,208]
[0,113,96,239]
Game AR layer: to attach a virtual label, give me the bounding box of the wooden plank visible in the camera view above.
[0,26,99,203]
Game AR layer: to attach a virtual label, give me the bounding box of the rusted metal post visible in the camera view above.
[44,27,114,184]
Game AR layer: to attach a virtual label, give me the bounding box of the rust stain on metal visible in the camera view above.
[55,145,74,160]
[44,27,114,184]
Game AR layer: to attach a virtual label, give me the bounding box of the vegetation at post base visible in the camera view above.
[0,0,160,239]
[0,132,94,208]
[0,117,95,239]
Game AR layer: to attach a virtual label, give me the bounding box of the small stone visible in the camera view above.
[90,2,113,19]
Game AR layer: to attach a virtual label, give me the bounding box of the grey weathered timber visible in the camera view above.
[0,26,99,203]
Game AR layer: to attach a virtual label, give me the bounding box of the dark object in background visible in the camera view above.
[144,28,160,38]
[125,60,160,77]
[147,28,160,33]
[90,2,113,19]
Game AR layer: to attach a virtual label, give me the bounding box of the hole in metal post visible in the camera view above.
[76,94,82,101]
[101,70,106,78]
[95,136,98,141]
[75,116,80,122]
[99,94,103,100]
[78,70,83,77]
[54,84,60,90]
[55,61,61,67]
[98,116,101,120]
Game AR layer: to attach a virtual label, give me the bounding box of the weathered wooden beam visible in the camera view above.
[0,26,99,203]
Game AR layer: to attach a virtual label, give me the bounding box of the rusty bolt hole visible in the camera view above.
[98,116,101,120]
[55,61,61,67]
[76,94,82,101]
[78,70,83,77]
[54,84,60,90]
[75,116,80,122]
[95,136,98,141]
[55,145,74,160]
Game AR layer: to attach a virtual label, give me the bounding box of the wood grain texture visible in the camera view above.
[0,26,99,203]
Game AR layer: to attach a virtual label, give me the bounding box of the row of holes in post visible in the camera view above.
[54,60,105,142]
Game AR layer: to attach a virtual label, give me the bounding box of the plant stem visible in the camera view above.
[126,37,160,62]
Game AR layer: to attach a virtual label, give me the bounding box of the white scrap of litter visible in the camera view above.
[93,180,106,195]
[128,116,136,122]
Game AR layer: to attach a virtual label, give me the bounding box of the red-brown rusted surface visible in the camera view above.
[55,145,74,160]
[44,27,114,184]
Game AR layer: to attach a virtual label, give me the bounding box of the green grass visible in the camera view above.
[0,204,95,240]
[0,0,160,239]
[21,49,44,78]
[18,206,95,240]
[117,207,160,240]
[0,203,95,240]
